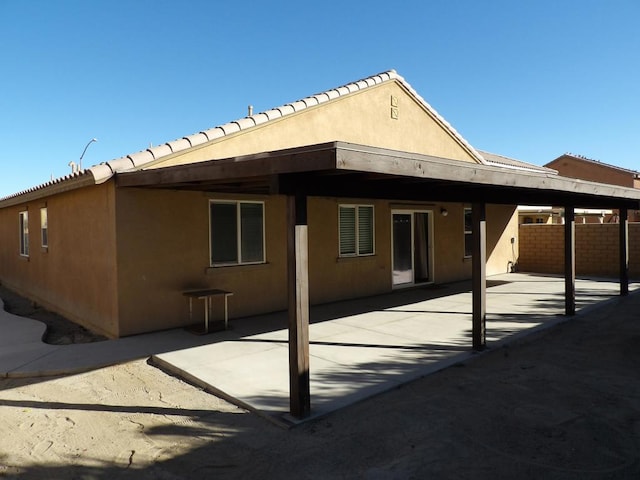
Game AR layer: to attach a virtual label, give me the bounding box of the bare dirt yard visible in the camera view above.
[0,290,639,479]
[0,285,107,345]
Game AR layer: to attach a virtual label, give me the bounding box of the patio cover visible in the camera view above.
[117,141,640,208]
[118,141,640,418]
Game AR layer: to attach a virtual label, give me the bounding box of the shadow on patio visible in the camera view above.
[152,272,639,425]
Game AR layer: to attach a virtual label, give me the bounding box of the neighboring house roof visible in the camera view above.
[478,150,557,174]
[0,70,487,205]
[546,153,640,177]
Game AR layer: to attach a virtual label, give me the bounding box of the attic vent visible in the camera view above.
[390,95,398,120]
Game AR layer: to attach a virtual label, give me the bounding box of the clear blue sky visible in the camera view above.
[1,0,638,198]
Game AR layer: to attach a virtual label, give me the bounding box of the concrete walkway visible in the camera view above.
[1,273,638,426]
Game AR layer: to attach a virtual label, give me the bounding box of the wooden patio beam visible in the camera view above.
[287,194,311,419]
[564,206,576,316]
[472,202,487,350]
[619,207,629,296]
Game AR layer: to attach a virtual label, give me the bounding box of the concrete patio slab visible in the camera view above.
[1,273,637,426]
[152,273,640,426]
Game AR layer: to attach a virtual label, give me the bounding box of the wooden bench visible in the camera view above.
[183,288,233,334]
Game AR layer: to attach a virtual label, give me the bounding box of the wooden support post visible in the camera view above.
[564,206,576,316]
[287,194,311,419]
[619,207,629,296]
[472,202,486,350]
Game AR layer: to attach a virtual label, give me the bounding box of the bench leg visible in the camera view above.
[224,295,229,330]
[204,297,210,333]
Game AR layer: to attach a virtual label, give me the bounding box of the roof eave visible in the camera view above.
[0,172,98,208]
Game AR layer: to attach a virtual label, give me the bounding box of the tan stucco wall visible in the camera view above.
[112,190,517,336]
[0,183,119,337]
[0,179,519,338]
[486,204,520,275]
[429,204,518,283]
[114,190,392,335]
[148,81,478,170]
[114,188,289,336]
[308,197,391,304]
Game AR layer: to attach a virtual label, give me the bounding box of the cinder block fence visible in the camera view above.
[518,224,640,278]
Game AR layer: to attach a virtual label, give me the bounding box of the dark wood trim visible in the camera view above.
[472,202,486,350]
[287,194,311,419]
[115,142,640,210]
[564,206,576,316]
[619,207,629,296]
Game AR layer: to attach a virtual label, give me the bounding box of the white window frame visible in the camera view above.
[338,204,375,257]
[464,207,472,258]
[209,200,266,267]
[19,210,29,257]
[40,207,48,248]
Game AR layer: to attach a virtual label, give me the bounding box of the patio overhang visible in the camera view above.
[116,141,640,419]
[117,141,640,210]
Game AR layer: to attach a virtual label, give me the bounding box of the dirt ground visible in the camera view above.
[0,285,106,345]
[0,291,639,479]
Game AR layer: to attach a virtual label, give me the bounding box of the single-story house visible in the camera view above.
[3,69,639,417]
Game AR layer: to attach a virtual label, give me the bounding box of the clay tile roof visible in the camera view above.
[91,69,485,176]
[1,70,486,203]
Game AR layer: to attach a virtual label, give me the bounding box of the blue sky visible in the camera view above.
[1,0,638,198]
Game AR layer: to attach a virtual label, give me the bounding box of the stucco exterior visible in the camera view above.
[0,71,536,338]
[147,81,479,170]
[109,187,518,337]
[0,182,119,337]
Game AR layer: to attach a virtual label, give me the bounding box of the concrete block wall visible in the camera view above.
[518,223,640,278]
[518,224,565,274]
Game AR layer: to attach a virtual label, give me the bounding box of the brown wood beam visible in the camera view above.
[287,193,311,419]
[619,207,629,296]
[273,172,640,209]
[117,147,337,188]
[472,202,487,350]
[564,206,576,315]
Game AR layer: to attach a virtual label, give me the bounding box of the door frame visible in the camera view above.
[391,209,434,289]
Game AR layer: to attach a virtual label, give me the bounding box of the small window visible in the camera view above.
[209,200,265,266]
[40,207,48,248]
[339,205,374,257]
[464,207,472,258]
[19,211,29,257]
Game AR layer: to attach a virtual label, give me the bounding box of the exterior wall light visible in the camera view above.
[440,208,448,217]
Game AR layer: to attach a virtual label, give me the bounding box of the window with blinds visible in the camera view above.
[339,205,374,257]
[210,200,265,266]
